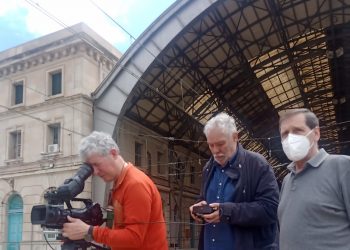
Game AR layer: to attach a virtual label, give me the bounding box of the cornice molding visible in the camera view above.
[0,42,116,78]
[0,94,93,119]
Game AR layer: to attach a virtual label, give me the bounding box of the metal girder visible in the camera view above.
[267,0,311,108]
[118,0,350,182]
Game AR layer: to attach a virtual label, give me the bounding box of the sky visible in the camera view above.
[0,0,177,53]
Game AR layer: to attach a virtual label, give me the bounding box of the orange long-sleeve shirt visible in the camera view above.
[93,163,168,250]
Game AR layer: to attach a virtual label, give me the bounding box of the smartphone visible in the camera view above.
[192,204,215,215]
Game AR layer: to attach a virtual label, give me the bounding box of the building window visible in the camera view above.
[190,165,195,184]
[147,151,152,169]
[7,194,23,250]
[8,130,22,159]
[176,159,184,180]
[12,81,23,105]
[49,70,62,96]
[135,142,142,167]
[176,162,181,180]
[49,123,60,144]
[157,151,165,174]
[47,123,60,153]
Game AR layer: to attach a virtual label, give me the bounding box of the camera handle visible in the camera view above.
[61,240,85,250]
[64,198,93,210]
[61,240,110,250]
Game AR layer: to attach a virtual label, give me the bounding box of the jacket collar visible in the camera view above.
[112,162,130,190]
[235,143,246,167]
[206,143,245,167]
[205,143,245,180]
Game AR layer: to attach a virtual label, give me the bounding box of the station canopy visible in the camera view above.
[94,0,350,181]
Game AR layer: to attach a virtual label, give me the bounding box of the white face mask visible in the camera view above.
[282,130,314,162]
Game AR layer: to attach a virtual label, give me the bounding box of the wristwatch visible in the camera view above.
[84,225,94,242]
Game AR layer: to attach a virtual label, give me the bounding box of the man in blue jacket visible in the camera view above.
[189,112,279,250]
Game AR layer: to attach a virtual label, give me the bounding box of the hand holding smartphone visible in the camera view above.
[192,204,216,215]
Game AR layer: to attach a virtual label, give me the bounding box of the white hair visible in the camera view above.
[203,112,237,137]
[79,131,119,161]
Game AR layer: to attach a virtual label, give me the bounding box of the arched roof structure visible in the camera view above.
[93,0,350,184]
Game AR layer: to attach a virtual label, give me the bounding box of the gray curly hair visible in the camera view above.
[79,131,119,161]
[204,112,237,137]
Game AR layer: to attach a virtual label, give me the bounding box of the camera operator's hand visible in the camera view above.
[62,216,89,240]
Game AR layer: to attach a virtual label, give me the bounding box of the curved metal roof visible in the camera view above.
[94,0,350,181]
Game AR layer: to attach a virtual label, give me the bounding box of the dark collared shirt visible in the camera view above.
[204,152,238,250]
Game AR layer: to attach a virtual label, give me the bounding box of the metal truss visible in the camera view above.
[122,0,350,182]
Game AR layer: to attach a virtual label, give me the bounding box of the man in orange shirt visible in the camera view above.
[62,131,168,250]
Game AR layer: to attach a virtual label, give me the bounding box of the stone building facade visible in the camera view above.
[0,23,121,250]
[0,22,202,250]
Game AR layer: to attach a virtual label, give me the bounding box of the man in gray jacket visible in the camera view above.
[278,108,350,250]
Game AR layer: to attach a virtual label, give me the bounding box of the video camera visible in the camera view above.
[31,164,105,250]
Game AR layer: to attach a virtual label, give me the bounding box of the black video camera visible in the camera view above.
[30,164,105,250]
[31,198,103,229]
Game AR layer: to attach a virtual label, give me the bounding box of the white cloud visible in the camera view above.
[1,0,139,49]
[0,0,176,52]
[0,0,27,16]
